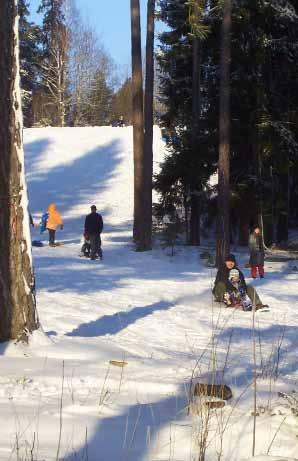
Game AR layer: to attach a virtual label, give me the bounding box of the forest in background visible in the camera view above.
[154,0,298,249]
[20,0,298,251]
[19,0,137,128]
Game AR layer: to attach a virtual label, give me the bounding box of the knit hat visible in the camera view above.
[229,269,240,280]
[224,254,236,263]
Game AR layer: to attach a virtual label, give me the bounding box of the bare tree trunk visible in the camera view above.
[216,0,232,266]
[143,0,155,250]
[0,0,39,342]
[190,9,202,246]
[190,194,200,245]
[130,0,145,249]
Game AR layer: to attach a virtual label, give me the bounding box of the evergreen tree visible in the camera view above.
[18,0,41,127]
[155,0,217,243]
[86,70,113,126]
[111,78,133,125]
[156,0,298,247]
[217,0,232,265]
[131,0,149,251]
[38,0,68,126]
[143,0,156,250]
[228,0,298,245]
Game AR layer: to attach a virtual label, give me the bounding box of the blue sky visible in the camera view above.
[28,0,164,68]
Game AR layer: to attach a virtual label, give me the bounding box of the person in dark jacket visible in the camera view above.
[84,205,103,260]
[249,225,265,278]
[213,254,266,307]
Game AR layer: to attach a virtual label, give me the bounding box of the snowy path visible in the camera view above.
[0,127,297,461]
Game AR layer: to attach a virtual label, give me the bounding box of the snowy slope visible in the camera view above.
[0,126,297,461]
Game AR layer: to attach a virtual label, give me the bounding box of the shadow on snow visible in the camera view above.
[66,300,176,337]
[63,386,189,461]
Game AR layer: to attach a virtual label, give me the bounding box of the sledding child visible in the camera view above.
[223,269,253,311]
[80,233,91,257]
[40,203,63,246]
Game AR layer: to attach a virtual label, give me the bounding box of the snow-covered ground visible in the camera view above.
[0,126,297,461]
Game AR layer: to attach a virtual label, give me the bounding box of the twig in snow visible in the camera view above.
[267,416,287,455]
[56,360,65,461]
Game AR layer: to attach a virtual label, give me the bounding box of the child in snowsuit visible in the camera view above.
[43,203,63,246]
[223,269,253,311]
[80,233,91,257]
[249,225,265,279]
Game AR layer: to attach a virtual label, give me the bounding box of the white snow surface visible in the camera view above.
[0,126,297,460]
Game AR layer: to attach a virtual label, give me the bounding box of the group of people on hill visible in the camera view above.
[32,207,267,307]
[37,204,104,260]
[213,224,267,310]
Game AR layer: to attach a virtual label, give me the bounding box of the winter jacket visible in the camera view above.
[214,264,247,292]
[249,233,265,266]
[84,212,103,235]
[46,204,63,230]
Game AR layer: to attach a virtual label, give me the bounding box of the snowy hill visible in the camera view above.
[0,126,297,461]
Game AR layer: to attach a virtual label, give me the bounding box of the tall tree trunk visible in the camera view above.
[189,8,202,246]
[216,0,232,266]
[130,0,145,250]
[277,170,289,243]
[143,0,155,250]
[190,194,200,245]
[0,0,39,342]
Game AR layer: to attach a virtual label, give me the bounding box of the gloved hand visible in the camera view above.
[224,292,232,305]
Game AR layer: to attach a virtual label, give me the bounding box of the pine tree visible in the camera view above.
[156,0,298,248]
[86,70,113,126]
[111,78,133,125]
[155,0,217,243]
[18,0,42,127]
[0,0,39,342]
[131,0,149,251]
[228,0,298,245]
[143,0,156,250]
[38,0,68,126]
[216,0,231,265]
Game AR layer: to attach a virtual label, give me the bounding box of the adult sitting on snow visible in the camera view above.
[213,254,267,309]
[84,205,103,260]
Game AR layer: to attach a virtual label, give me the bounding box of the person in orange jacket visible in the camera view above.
[46,203,63,246]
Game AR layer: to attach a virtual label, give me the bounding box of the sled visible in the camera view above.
[255,305,271,312]
[32,240,43,247]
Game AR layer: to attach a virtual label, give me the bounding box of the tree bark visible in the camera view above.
[143,0,155,250]
[189,10,202,246]
[190,194,200,246]
[130,0,145,249]
[216,0,232,266]
[0,0,39,342]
